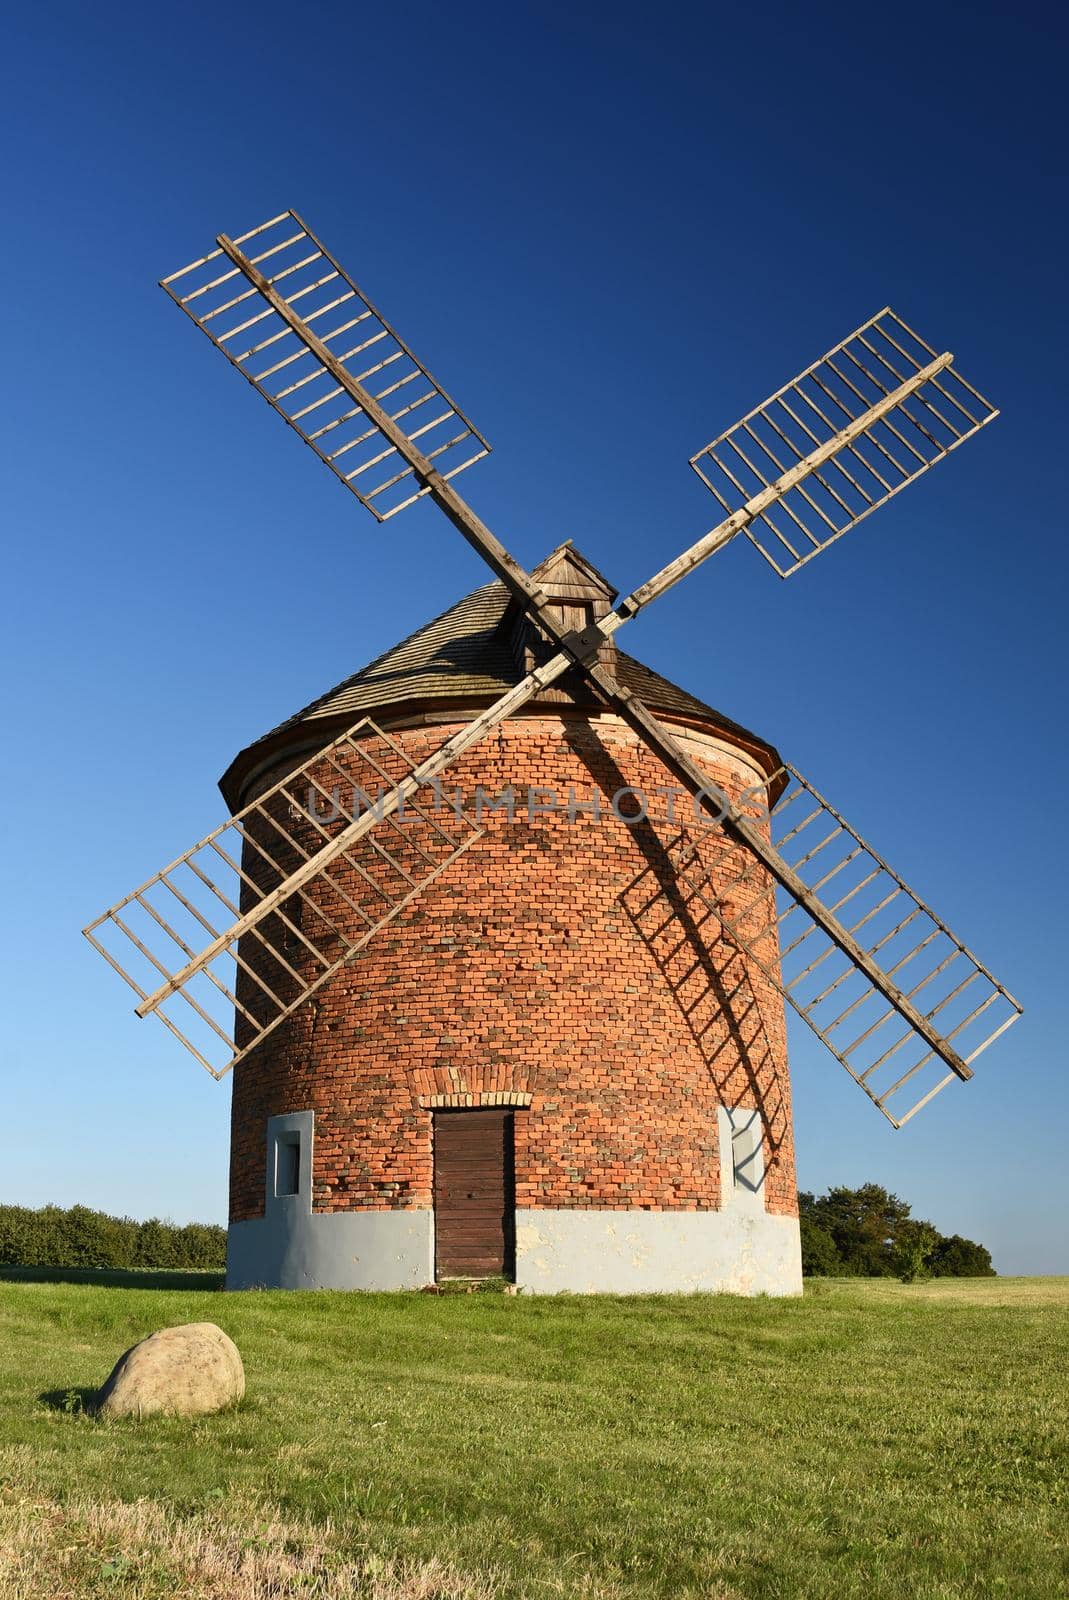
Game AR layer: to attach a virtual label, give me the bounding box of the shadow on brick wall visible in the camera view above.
[563,723,790,1177]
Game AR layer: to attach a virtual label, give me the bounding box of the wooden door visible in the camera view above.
[433,1109,515,1280]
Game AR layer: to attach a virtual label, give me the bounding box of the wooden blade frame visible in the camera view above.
[84,717,485,1077]
[690,307,998,577]
[668,769,1022,1126]
[85,214,1020,1117]
[160,211,490,521]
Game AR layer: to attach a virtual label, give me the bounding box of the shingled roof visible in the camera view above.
[219,550,781,809]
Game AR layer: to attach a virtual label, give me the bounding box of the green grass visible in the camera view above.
[0,1276,1066,1598]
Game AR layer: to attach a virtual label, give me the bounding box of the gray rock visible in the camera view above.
[95,1322,244,1419]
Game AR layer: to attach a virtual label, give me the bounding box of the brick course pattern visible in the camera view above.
[228,713,798,1223]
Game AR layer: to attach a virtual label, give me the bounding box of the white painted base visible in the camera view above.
[228,1208,433,1291]
[227,1204,802,1296]
[514,1207,802,1296]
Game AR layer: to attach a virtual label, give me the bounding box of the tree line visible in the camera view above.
[0,1191,993,1279]
[800,1183,995,1280]
[0,1202,225,1270]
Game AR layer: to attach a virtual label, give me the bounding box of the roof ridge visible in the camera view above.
[259,577,507,742]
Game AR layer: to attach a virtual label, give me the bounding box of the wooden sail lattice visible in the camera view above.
[84,719,484,1078]
[160,210,490,520]
[689,308,998,577]
[671,767,1022,1125]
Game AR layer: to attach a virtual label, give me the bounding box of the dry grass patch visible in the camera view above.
[0,1492,499,1600]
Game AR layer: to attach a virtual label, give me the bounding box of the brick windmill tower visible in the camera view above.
[85,211,1021,1294]
[220,541,797,1292]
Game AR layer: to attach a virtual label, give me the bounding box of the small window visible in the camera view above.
[730,1109,763,1196]
[275,1132,301,1197]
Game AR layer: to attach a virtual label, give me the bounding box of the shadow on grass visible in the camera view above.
[0,1266,224,1290]
[37,1386,257,1422]
[38,1385,98,1414]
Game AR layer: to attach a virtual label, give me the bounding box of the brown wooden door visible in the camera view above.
[433,1110,515,1280]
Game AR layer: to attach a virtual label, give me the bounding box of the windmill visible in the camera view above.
[83,209,1021,1293]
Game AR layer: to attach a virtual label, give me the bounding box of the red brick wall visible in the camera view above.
[228,713,798,1223]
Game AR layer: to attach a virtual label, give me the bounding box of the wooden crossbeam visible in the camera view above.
[124,380,985,1084]
[110,241,1020,1105]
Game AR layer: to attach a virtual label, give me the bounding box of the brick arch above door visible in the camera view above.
[419,1091,533,1109]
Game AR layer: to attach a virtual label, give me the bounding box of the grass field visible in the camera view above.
[0,1274,1065,1599]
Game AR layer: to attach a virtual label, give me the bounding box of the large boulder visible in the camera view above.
[95,1322,244,1419]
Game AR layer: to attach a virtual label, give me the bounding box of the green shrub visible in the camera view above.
[799,1185,994,1278]
[0,1203,224,1270]
[928,1233,996,1278]
[891,1219,939,1283]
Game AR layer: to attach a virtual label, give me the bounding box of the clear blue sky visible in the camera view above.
[2,1,1066,1274]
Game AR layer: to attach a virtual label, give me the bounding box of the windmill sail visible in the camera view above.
[689,308,998,578]
[161,210,490,521]
[668,765,1021,1126]
[84,718,485,1078]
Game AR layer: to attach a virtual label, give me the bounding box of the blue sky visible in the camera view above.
[2,1,1066,1273]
